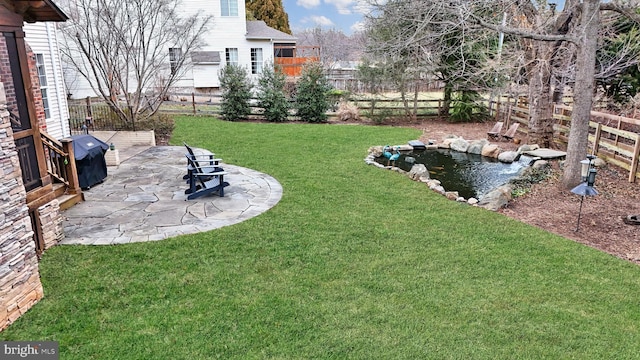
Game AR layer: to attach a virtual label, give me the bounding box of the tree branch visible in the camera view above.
[468,13,579,44]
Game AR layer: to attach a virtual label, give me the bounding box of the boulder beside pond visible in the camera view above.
[467,139,489,155]
[450,138,470,153]
[478,184,513,211]
[498,151,520,163]
[408,164,429,181]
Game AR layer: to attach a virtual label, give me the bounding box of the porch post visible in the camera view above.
[61,138,81,195]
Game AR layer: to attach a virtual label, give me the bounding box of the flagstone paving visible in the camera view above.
[61,146,282,245]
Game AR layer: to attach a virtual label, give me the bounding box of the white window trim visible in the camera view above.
[251,48,263,74]
[35,53,50,119]
[226,48,239,67]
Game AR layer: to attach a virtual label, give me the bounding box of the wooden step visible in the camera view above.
[58,193,84,211]
[53,183,66,198]
[53,183,84,210]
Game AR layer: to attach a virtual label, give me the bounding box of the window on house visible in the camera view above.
[35,54,50,119]
[251,48,263,74]
[221,0,238,16]
[225,48,238,66]
[169,47,183,74]
[274,43,294,58]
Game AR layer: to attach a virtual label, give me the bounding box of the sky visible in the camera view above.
[282,0,569,35]
[283,0,368,35]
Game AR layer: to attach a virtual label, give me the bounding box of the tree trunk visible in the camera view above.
[527,62,554,147]
[411,80,419,122]
[561,0,600,189]
[440,82,452,118]
[525,41,555,148]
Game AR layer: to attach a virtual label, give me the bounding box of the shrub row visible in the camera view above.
[219,62,332,123]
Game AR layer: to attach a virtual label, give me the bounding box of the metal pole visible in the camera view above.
[575,196,585,231]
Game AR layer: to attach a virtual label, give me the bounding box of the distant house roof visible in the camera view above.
[245,21,296,42]
[191,51,221,64]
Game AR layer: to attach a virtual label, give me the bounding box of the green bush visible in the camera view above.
[327,89,350,111]
[295,62,332,123]
[136,113,175,143]
[449,90,489,123]
[256,64,289,122]
[219,65,252,121]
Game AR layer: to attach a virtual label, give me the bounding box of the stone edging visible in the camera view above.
[364,136,550,211]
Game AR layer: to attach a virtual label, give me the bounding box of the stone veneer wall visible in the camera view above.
[0,82,44,331]
[38,199,63,250]
[25,44,64,249]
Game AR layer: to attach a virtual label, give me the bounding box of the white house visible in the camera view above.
[63,0,305,99]
[174,0,298,92]
[23,22,70,139]
[184,19,298,91]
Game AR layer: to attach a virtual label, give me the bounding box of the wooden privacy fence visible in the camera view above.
[490,99,640,183]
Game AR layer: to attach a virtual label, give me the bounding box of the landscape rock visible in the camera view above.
[467,139,489,155]
[426,179,441,188]
[440,137,458,149]
[517,144,540,153]
[408,164,429,181]
[593,157,607,168]
[478,185,513,211]
[368,146,384,157]
[498,151,520,163]
[522,148,566,159]
[532,159,549,170]
[445,191,459,200]
[481,144,501,158]
[450,138,470,153]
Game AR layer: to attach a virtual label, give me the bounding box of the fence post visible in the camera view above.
[85,96,92,118]
[61,139,81,195]
[592,123,602,156]
[192,92,196,115]
[615,116,622,148]
[630,134,640,183]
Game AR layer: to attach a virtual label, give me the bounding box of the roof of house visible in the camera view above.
[191,51,221,64]
[19,0,69,22]
[245,21,296,42]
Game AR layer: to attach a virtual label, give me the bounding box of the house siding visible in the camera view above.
[62,0,286,97]
[24,22,70,139]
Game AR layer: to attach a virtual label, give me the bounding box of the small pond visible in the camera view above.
[376,149,530,199]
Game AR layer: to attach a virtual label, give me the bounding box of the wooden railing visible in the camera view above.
[40,132,81,196]
[490,100,640,183]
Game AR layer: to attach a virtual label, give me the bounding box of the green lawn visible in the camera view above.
[3,117,640,359]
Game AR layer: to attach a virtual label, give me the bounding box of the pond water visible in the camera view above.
[376,149,529,199]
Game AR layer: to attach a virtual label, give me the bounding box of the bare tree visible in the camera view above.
[59,0,211,127]
[294,27,364,66]
[363,0,640,188]
[363,0,504,120]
